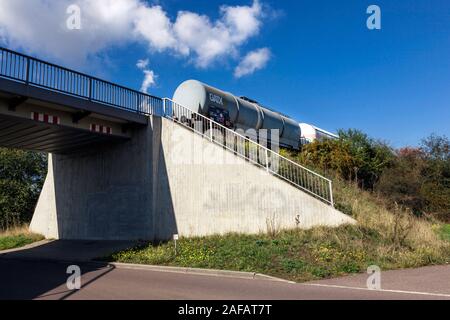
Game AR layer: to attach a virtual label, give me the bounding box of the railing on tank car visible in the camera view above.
[0,47,163,115]
[162,98,334,207]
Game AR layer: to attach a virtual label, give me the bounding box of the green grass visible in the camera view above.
[0,226,44,251]
[106,178,450,283]
[107,226,450,282]
[439,225,450,242]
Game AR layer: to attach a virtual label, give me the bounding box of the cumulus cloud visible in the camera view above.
[136,59,149,69]
[234,48,271,78]
[140,69,157,93]
[136,58,156,93]
[0,0,267,70]
[221,0,262,43]
[134,5,177,52]
[173,0,263,67]
[0,0,139,66]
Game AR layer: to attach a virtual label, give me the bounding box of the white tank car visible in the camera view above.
[300,123,339,144]
[173,80,301,149]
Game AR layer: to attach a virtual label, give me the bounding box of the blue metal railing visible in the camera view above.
[0,47,163,115]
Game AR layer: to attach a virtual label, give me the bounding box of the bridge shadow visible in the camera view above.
[0,240,134,300]
[0,117,180,299]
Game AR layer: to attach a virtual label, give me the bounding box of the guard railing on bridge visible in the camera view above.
[0,47,163,115]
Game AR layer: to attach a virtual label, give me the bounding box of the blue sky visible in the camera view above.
[0,0,449,147]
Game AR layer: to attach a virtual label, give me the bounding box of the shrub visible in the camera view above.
[291,129,394,189]
[284,131,449,222]
[376,135,450,221]
[0,148,47,230]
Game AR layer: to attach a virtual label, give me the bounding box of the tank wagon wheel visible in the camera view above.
[180,115,194,128]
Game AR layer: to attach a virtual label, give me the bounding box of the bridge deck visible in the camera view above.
[0,78,148,125]
[0,47,164,154]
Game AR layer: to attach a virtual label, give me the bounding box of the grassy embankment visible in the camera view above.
[0,225,44,251]
[107,177,450,282]
[440,224,450,242]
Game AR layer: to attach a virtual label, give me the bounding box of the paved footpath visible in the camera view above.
[0,240,449,300]
[0,258,449,300]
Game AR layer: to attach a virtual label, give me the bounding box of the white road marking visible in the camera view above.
[303,283,450,298]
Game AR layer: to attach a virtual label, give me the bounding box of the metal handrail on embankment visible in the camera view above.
[162,98,334,206]
[0,47,163,114]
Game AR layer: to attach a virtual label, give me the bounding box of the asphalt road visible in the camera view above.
[0,258,449,300]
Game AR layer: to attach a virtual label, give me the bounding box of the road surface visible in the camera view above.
[0,258,449,300]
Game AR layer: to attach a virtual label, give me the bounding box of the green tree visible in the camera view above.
[420,135,450,220]
[298,129,394,189]
[376,135,450,221]
[337,129,394,188]
[0,148,47,230]
[376,148,427,215]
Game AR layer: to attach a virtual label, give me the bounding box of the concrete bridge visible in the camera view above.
[0,47,160,154]
[0,47,354,241]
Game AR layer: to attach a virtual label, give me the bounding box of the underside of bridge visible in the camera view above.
[0,113,123,154]
[0,81,147,154]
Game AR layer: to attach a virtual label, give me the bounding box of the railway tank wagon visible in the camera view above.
[172,80,301,149]
[300,123,339,144]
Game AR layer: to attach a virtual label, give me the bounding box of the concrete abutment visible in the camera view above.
[30,116,355,240]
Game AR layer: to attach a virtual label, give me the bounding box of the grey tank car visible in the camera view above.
[173,80,302,149]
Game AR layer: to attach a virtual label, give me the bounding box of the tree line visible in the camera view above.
[285,130,450,222]
[0,148,47,230]
[0,130,448,230]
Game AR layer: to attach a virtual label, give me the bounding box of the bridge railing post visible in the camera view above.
[329,181,334,207]
[209,120,213,142]
[162,99,166,117]
[89,78,93,101]
[137,94,141,114]
[25,57,31,85]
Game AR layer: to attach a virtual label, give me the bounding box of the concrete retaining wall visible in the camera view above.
[31,116,355,240]
[31,117,165,240]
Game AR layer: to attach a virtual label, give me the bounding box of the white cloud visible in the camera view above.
[0,0,268,70]
[0,0,140,67]
[134,5,177,52]
[136,59,156,93]
[136,59,149,69]
[234,47,271,78]
[140,69,157,93]
[220,0,262,43]
[173,0,263,67]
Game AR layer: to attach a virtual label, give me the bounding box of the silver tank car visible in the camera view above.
[300,123,339,144]
[173,80,301,149]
